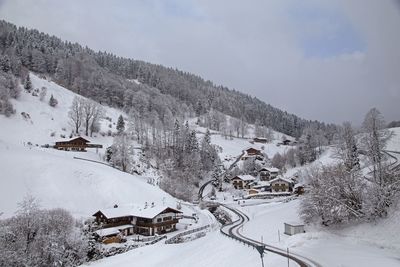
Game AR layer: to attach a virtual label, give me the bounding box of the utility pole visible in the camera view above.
[256,244,265,267]
[287,247,290,267]
[278,229,280,242]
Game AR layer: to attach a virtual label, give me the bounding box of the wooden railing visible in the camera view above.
[136,219,179,228]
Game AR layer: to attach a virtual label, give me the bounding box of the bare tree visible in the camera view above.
[68,96,84,134]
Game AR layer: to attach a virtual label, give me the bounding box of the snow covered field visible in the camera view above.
[239,199,400,267]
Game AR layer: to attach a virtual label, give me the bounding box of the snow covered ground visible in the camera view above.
[386,127,400,151]
[238,199,400,267]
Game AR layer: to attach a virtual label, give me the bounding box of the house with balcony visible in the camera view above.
[231,175,256,189]
[270,177,293,193]
[92,204,183,242]
[259,167,279,181]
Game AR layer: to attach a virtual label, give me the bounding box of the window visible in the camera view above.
[157,218,162,223]
[163,216,172,221]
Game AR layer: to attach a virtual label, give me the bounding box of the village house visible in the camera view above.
[259,167,279,181]
[54,137,103,151]
[270,176,293,192]
[241,147,263,160]
[92,205,183,242]
[231,175,256,189]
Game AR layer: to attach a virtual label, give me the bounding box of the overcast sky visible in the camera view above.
[0,0,399,125]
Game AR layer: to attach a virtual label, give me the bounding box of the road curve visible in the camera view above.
[220,204,322,267]
[198,151,245,199]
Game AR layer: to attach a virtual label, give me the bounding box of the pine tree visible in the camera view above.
[116,114,125,134]
[49,94,58,107]
[24,74,32,91]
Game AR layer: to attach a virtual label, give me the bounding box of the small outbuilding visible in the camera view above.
[284,222,305,236]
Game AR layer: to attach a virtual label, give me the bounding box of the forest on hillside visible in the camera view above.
[0,20,337,140]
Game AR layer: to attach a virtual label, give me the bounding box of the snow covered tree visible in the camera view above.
[111,134,134,172]
[300,164,364,226]
[68,96,84,133]
[0,195,89,267]
[271,152,286,170]
[116,114,125,134]
[89,104,105,137]
[49,94,58,107]
[39,86,47,101]
[337,122,360,172]
[361,108,392,185]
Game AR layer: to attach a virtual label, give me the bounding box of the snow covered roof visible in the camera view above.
[261,167,279,173]
[285,221,304,227]
[269,176,293,184]
[232,175,255,181]
[93,205,182,220]
[95,227,120,237]
[252,181,270,188]
[294,183,304,189]
[244,147,261,151]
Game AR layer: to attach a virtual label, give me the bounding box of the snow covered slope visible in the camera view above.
[0,74,175,218]
[386,127,400,151]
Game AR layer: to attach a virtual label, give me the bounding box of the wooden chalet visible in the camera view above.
[231,175,255,189]
[54,137,102,151]
[259,167,279,181]
[93,205,183,239]
[245,147,262,156]
[270,177,293,193]
[241,147,263,160]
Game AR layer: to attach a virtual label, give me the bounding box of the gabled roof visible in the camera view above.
[93,205,182,220]
[95,227,120,237]
[231,175,255,181]
[270,176,293,184]
[245,147,261,151]
[259,167,279,173]
[70,137,90,143]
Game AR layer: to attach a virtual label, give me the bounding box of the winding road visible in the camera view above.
[220,204,321,267]
[198,151,245,199]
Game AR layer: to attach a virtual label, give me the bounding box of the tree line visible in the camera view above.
[0,19,337,141]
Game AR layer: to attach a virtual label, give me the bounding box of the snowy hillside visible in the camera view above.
[386,127,400,151]
[0,74,176,218]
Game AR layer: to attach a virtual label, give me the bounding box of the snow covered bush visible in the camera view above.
[0,196,89,267]
[300,164,365,226]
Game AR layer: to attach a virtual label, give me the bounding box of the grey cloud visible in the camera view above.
[0,0,398,125]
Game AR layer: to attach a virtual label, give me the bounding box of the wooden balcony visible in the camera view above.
[136,219,179,228]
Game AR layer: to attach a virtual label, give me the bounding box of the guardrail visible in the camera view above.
[133,235,167,243]
[165,225,210,244]
[73,156,111,167]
